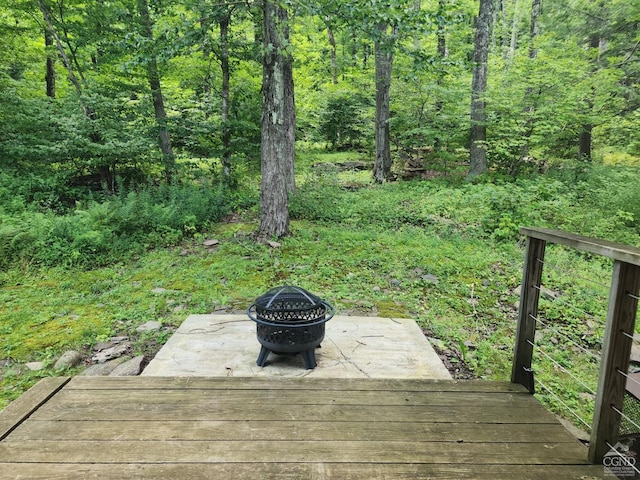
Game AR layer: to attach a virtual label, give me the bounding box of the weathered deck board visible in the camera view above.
[10,420,579,443]
[0,376,605,479]
[0,463,605,480]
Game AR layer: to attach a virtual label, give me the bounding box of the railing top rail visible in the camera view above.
[520,227,640,267]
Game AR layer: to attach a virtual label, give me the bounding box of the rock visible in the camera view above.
[92,342,132,363]
[151,287,168,294]
[422,274,439,285]
[93,336,129,352]
[136,321,162,333]
[109,355,145,376]
[80,357,129,376]
[203,239,219,247]
[390,279,401,287]
[463,340,477,350]
[267,240,281,248]
[372,286,381,293]
[179,249,189,256]
[540,286,560,301]
[54,350,83,370]
[26,361,46,371]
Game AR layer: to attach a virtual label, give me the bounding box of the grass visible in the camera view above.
[1,153,639,433]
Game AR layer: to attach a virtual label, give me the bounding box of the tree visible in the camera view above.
[373,22,394,183]
[468,0,493,179]
[44,27,55,98]
[137,0,175,183]
[259,0,295,239]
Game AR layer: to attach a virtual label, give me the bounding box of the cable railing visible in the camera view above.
[512,227,640,467]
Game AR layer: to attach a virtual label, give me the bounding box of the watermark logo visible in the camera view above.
[604,442,637,478]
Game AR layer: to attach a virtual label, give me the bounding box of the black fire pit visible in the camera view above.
[247,286,334,369]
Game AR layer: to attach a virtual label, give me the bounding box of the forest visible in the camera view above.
[0,0,639,423]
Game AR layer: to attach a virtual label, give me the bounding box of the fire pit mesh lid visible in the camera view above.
[252,285,329,324]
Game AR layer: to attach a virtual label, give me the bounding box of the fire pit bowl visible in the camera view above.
[247,286,334,369]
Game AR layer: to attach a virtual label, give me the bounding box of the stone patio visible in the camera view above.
[142,314,451,379]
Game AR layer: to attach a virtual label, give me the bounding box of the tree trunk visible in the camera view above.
[500,0,508,61]
[579,36,602,162]
[39,1,84,103]
[373,24,394,184]
[434,0,447,151]
[579,122,592,161]
[326,18,338,85]
[44,28,55,98]
[220,11,232,179]
[284,47,296,194]
[259,0,293,239]
[514,0,541,174]
[508,0,519,62]
[137,0,175,184]
[468,0,493,180]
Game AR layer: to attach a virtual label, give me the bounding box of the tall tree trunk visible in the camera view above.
[514,0,541,174]
[579,121,592,161]
[326,18,338,85]
[44,28,55,98]
[137,0,175,184]
[284,47,296,194]
[500,0,509,61]
[39,1,83,104]
[508,0,519,62]
[259,0,293,239]
[579,36,602,162]
[434,0,447,151]
[220,11,232,179]
[468,0,494,179]
[373,24,394,184]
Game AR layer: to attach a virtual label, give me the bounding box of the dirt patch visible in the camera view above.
[421,327,476,380]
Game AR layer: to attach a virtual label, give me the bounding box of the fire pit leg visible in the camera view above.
[256,346,270,367]
[300,349,317,369]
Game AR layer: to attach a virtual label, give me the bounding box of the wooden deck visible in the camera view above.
[0,376,605,479]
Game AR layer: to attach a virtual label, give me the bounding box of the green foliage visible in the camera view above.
[0,182,233,269]
[317,88,372,150]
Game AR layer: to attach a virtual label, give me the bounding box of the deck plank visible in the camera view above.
[0,376,605,479]
[0,377,69,440]
[64,376,530,392]
[0,463,606,480]
[0,439,593,464]
[10,419,580,443]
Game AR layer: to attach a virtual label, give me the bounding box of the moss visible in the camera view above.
[373,300,412,318]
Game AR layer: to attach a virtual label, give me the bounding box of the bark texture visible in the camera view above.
[373,24,394,184]
[468,0,494,179]
[220,11,232,178]
[259,0,294,239]
[137,0,175,183]
[45,28,55,98]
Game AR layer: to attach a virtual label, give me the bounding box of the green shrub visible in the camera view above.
[0,182,233,268]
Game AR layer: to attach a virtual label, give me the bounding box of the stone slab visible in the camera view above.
[142,314,451,379]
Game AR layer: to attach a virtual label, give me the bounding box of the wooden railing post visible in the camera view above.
[511,236,546,391]
[589,261,640,463]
